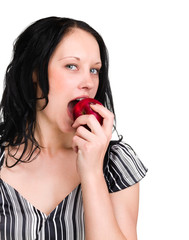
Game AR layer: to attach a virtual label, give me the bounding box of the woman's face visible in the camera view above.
[36,28,102,133]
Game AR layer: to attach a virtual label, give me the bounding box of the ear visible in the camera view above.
[32,71,43,99]
[32,71,38,83]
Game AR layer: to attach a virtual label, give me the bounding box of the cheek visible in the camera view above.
[48,70,62,89]
[48,68,70,94]
[93,79,99,95]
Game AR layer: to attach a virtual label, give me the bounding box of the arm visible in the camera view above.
[72,104,139,240]
[81,172,139,240]
[110,183,139,240]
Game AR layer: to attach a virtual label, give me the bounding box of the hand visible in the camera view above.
[72,104,114,179]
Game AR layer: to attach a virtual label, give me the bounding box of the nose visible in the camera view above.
[78,71,95,90]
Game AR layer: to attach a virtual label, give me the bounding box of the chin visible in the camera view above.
[59,121,75,134]
[65,126,75,134]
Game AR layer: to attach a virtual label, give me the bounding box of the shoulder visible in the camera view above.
[103,140,148,193]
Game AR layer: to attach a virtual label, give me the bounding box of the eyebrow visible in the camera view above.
[59,56,102,65]
[59,56,80,61]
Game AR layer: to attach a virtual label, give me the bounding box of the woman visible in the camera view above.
[0,17,147,240]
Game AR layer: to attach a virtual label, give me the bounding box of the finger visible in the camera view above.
[72,114,101,134]
[90,104,114,133]
[72,134,87,152]
[74,125,96,142]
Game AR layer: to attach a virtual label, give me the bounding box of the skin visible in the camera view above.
[1,28,139,240]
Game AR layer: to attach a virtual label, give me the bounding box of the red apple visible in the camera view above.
[73,98,103,125]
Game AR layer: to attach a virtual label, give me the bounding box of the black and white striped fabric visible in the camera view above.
[0,141,147,240]
[104,142,147,192]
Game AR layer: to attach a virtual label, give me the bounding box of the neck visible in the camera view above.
[34,122,75,156]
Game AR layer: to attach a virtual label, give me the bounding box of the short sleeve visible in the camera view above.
[103,141,148,193]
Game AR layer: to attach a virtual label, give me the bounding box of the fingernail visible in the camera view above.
[90,103,96,107]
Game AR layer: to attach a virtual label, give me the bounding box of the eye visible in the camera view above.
[90,68,99,75]
[66,64,78,70]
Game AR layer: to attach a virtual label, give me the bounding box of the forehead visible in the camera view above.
[52,28,101,60]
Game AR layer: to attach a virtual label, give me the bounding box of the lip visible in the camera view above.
[67,95,89,120]
[70,95,89,102]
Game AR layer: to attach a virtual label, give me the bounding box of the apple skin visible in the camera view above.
[73,98,103,125]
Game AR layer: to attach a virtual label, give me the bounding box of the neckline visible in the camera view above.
[0,146,82,218]
[0,178,81,218]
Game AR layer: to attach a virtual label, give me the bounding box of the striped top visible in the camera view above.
[0,141,147,240]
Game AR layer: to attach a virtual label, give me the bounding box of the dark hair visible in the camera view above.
[0,16,122,167]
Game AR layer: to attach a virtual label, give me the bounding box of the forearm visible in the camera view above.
[81,173,127,240]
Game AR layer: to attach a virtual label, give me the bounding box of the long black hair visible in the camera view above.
[0,16,122,167]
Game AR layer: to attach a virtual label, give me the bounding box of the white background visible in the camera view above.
[0,0,189,239]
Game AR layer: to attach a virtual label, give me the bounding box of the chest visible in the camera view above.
[0,179,85,240]
[0,153,81,216]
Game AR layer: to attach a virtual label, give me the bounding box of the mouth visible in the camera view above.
[67,97,87,120]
